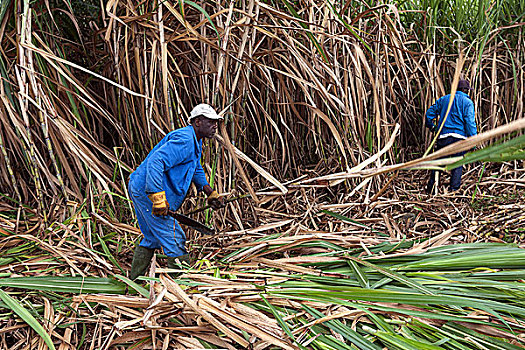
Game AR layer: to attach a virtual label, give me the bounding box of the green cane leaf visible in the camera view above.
[0,289,56,350]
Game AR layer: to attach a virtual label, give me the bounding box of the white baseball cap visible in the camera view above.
[188,103,223,123]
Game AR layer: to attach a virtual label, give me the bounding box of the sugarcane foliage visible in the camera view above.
[0,0,523,217]
[446,133,525,169]
[1,238,525,349]
[0,158,523,348]
[0,289,56,350]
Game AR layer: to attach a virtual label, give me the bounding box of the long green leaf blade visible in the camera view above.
[0,277,126,294]
[0,289,56,350]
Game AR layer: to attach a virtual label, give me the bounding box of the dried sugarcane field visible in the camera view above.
[1,0,525,349]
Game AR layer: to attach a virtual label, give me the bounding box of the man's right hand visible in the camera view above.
[148,191,169,216]
[207,190,226,210]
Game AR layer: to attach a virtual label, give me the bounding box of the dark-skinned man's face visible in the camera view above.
[195,117,219,139]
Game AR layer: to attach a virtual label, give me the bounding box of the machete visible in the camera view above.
[167,209,215,235]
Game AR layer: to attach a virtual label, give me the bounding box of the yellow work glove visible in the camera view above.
[207,190,225,210]
[148,191,169,216]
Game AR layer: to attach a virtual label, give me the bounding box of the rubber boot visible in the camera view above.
[166,254,192,278]
[129,246,155,280]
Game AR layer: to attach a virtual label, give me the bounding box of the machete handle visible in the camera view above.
[188,194,250,215]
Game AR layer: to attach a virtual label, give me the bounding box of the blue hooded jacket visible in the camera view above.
[425,91,477,138]
[129,125,209,211]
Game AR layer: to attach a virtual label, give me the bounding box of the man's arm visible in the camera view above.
[425,98,441,131]
[193,162,225,209]
[192,162,209,192]
[464,101,477,137]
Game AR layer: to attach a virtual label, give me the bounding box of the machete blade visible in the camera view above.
[167,210,215,235]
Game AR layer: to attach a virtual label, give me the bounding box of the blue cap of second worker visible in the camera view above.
[458,79,473,90]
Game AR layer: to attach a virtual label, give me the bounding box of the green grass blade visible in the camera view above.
[399,247,525,270]
[270,286,525,318]
[96,233,125,274]
[302,304,382,350]
[446,134,525,170]
[346,256,435,295]
[0,276,126,294]
[260,294,306,349]
[363,325,444,350]
[314,334,357,350]
[114,274,150,298]
[183,0,221,44]
[0,0,11,25]
[279,0,329,62]
[442,323,523,350]
[0,289,56,350]
[346,259,369,288]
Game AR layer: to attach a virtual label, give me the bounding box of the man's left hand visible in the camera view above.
[207,190,226,210]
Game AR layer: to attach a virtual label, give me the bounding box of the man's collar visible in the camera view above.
[189,125,202,151]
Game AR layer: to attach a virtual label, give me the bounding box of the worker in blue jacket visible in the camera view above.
[128,104,225,280]
[425,79,477,193]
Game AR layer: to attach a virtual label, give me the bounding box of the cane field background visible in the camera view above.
[0,0,525,349]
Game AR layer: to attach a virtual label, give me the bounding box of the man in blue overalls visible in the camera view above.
[128,104,225,280]
[425,79,477,193]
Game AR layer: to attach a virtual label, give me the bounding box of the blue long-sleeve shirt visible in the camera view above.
[129,125,209,211]
[425,91,477,139]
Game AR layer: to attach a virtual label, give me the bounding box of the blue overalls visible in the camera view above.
[128,126,209,257]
